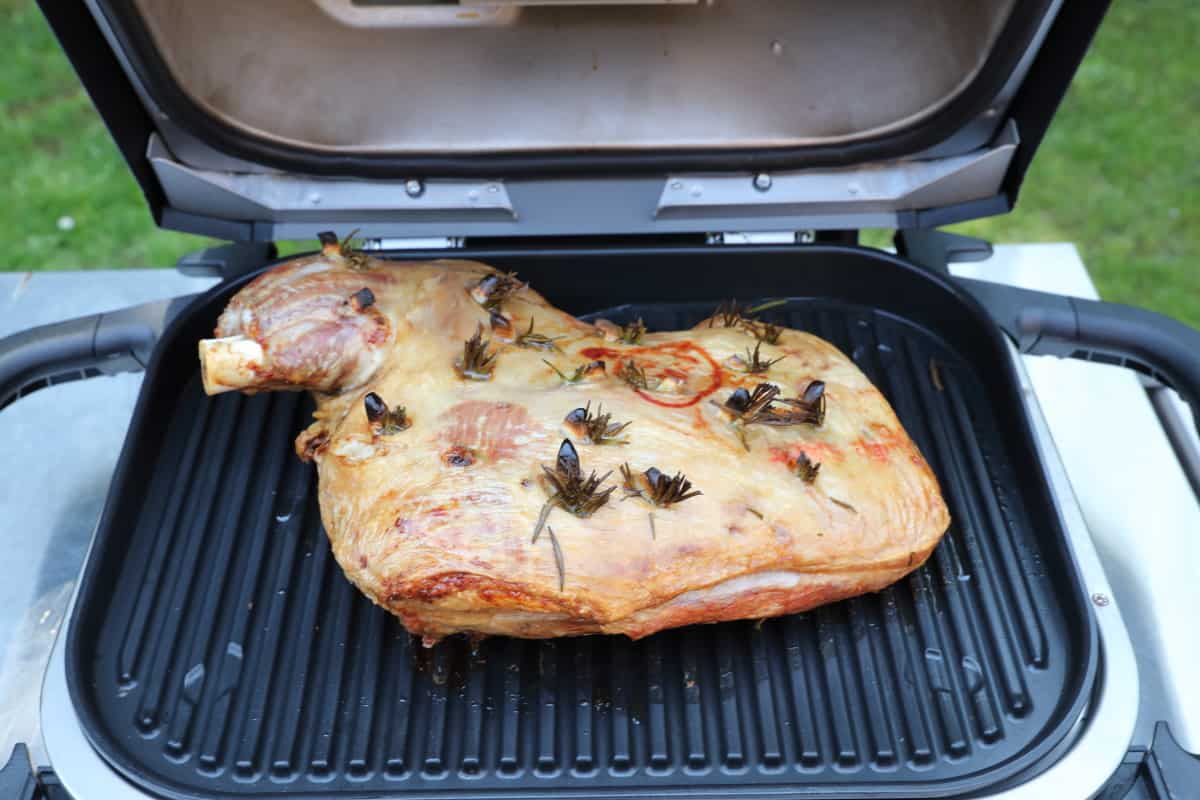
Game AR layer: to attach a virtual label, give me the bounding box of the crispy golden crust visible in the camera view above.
[200,250,951,641]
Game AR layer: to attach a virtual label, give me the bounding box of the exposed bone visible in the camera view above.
[198,335,267,395]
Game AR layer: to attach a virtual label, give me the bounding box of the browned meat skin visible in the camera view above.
[198,239,950,642]
[201,239,394,395]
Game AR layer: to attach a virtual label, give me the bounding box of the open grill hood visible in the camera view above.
[43,0,1109,241]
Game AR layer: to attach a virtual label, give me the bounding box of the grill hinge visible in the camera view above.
[361,237,465,251]
[706,231,816,246]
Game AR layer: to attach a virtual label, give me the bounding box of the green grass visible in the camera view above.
[950,1,1200,327]
[1,1,1196,325]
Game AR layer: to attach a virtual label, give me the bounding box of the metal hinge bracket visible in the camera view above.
[706,231,816,246]
[361,237,465,251]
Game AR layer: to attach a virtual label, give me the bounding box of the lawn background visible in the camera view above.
[1,1,1196,326]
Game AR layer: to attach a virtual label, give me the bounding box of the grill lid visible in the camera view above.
[41,0,1107,241]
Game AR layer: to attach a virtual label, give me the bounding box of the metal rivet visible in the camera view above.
[690,184,703,198]
[307,192,322,206]
[468,190,480,202]
[797,230,816,244]
[404,178,424,198]
[1091,592,1110,607]
[487,183,500,193]
[847,182,861,196]
[671,181,683,191]
[753,173,772,192]
[770,40,784,56]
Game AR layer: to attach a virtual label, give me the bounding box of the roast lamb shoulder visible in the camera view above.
[198,234,950,642]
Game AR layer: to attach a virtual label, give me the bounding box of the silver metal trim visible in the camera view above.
[39,339,1138,798]
[148,125,1016,239]
[362,237,465,251]
[149,137,515,223]
[980,343,1139,799]
[1146,385,1200,500]
[657,122,1017,220]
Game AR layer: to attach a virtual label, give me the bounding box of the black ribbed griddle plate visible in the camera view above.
[67,250,1095,800]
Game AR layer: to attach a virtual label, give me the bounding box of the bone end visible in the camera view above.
[198,335,267,395]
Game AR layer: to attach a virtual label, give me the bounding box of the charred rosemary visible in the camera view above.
[514,317,564,351]
[489,309,515,341]
[792,451,821,483]
[457,324,497,380]
[349,287,376,311]
[532,439,615,542]
[714,381,826,449]
[620,463,702,508]
[544,359,606,384]
[773,381,827,426]
[720,382,781,423]
[363,392,410,435]
[564,402,631,445]
[470,271,526,311]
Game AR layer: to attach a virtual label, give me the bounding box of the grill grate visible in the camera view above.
[70,299,1090,799]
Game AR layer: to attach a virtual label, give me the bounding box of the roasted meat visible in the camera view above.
[199,234,950,642]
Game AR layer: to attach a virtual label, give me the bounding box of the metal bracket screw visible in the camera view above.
[1091,592,1110,607]
[404,179,424,198]
[753,173,772,192]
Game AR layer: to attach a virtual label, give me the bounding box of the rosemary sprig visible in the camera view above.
[363,392,410,435]
[544,359,606,384]
[532,439,615,542]
[618,318,647,344]
[744,298,789,315]
[470,271,526,311]
[708,298,787,329]
[318,230,371,270]
[831,497,858,513]
[546,525,566,591]
[792,451,821,483]
[564,402,631,445]
[929,358,945,392]
[457,324,496,380]
[742,318,783,345]
[619,359,657,391]
[709,299,747,328]
[736,341,786,375]
[620,463,703,508]
[515,317,564,351]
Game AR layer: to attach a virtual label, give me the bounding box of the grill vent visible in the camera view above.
[73,300,1088,798]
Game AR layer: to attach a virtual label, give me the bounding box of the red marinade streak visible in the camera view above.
[579,342,723,408]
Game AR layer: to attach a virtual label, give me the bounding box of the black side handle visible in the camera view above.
[0,295,195,411]
[960,277,1200,438]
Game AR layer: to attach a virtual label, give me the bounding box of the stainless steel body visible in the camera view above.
[4,245,1197,797]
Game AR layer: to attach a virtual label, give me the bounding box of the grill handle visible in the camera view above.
[0,296,193,412]
[961,277,1200,438]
